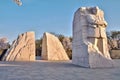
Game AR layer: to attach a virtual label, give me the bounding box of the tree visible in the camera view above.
[111,31,120,40]
[107,31,120,50]
[106,31,111,39]
[0,38,10,60]
[35,38,42,56]
[62,37,72,59]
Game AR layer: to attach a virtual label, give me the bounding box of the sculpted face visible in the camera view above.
[92,7,99,14]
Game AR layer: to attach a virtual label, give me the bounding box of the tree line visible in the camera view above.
[0,31,120,60]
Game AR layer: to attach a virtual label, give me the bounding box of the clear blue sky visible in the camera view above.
[0,0,120,42]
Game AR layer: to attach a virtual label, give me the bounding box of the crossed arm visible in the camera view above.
[86,14,107,28]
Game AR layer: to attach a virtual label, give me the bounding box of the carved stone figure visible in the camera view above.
[72,6,114,68]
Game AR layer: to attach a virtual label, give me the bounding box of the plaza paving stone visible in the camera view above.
[0,60,120,80]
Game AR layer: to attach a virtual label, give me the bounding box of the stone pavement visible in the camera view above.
[0,60,120,80]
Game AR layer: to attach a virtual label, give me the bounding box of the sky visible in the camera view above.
[0,0,120,42]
